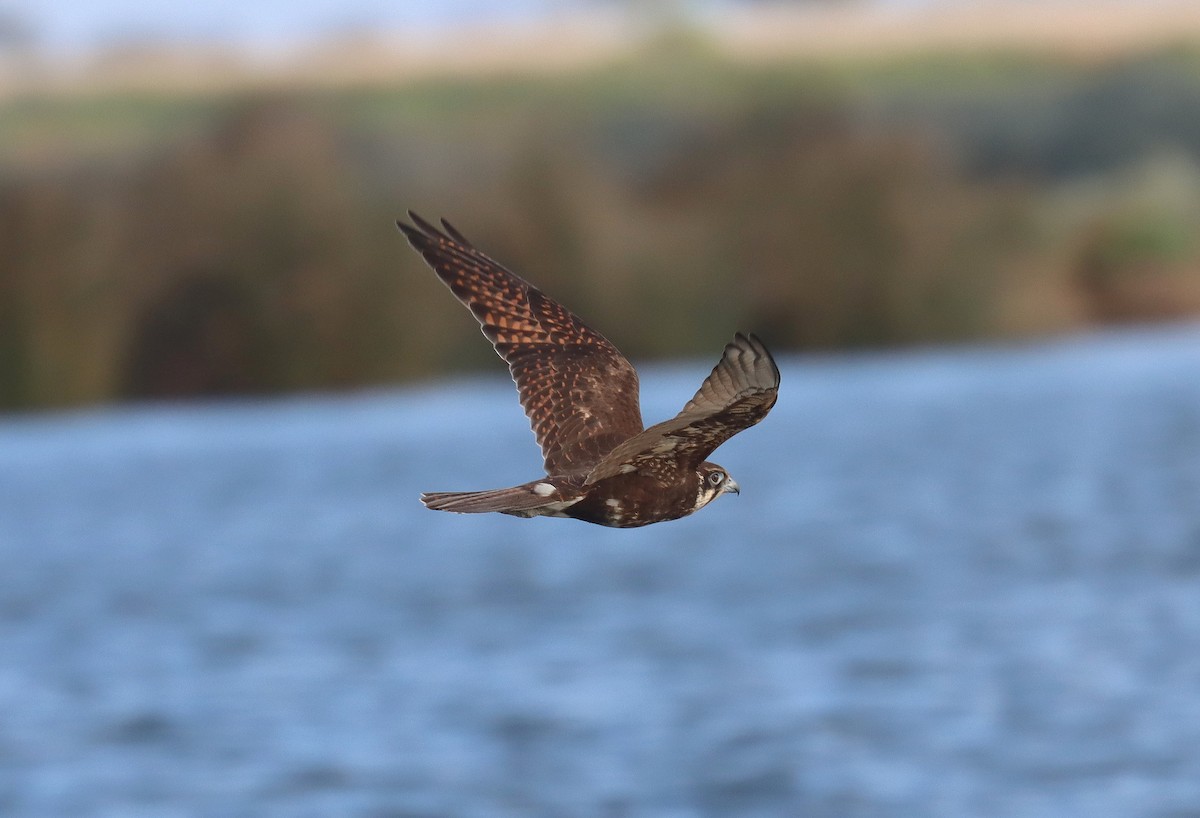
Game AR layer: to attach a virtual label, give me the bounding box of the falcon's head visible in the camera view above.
[695,461,740,511]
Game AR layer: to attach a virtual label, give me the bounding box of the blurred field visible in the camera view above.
[4,4,1200,410]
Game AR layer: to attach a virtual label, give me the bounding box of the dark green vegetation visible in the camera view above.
[4,47,1200,409]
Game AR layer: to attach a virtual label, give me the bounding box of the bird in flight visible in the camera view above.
[399,212,780,528]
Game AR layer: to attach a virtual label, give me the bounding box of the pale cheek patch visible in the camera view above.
[693,486,720,512]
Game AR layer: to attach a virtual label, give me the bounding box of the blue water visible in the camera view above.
[2,326,1200,817]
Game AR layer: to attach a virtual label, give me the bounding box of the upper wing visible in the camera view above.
[584,333,779,485]
[399,212,643,475]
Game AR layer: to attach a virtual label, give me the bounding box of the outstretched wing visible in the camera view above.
[399,212,643,475]
[584,333,779,485]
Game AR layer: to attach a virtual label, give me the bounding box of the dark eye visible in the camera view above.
[708,472,724,486]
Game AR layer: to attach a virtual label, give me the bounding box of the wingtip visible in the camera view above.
[398,211,475,250]
[399,211,457,255]
[728,331,757,355]
[408,210,441,236]
[396,210,429,239]
[440,217,471,245]
[730,331,780,386]
[734,331,768,355]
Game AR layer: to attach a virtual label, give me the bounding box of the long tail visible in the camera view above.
[421,484,557,514]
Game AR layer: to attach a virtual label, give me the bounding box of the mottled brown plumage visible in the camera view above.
[399,212,779,527]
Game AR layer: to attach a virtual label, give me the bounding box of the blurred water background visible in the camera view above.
[2,325,1200,816]
[3,0,1200,814]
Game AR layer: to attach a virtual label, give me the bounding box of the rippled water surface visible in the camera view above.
[2,327,1199,817]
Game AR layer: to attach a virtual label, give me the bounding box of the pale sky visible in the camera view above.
[0,0,1019,53]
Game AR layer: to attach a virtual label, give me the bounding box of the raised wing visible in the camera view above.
[399,212,643,475]
[584,333,779,485]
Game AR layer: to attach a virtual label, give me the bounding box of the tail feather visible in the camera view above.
[421,484,555,514]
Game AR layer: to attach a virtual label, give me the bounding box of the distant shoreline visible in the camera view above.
[4,1,1200,100]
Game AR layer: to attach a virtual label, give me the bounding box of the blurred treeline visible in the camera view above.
[4,44,1200,410]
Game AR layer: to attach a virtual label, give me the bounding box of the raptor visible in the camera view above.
[399,213,780,528]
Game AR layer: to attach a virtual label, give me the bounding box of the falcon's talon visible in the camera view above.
[400,213,779,527]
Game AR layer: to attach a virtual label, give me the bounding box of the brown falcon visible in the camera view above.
[399,212,780,528]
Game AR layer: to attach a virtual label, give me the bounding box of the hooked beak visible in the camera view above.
[723,477,740,496]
